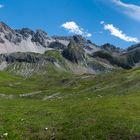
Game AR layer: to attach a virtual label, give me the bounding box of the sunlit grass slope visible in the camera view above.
[0,67,140,139]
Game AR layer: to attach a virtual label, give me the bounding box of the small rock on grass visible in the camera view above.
[45,127,48,131]
[3,133,8,137]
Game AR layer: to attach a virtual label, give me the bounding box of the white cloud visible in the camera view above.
[112,0,140,21]
[100,21,105,25]
[0,4,4,8]
[61,21,92,37]
[101,22,139,43]
[86,33,92,37]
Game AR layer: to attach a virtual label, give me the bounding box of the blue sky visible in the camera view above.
[0,0,140,48]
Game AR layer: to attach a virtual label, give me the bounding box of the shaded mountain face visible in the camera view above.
[0,21,140,76]
[122,43,140,66]
[62,41,85,64]
[101,43,122,54]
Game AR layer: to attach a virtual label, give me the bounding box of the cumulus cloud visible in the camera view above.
[112,0,140,21]
[101,22,139,43]
[61,21,92,37]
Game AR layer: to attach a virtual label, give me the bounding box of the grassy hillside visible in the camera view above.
[0,67,140,139]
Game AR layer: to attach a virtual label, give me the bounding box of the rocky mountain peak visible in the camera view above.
[0,22,14,34]
[101,43,121,53]
[16,28,35,39]
[62,40,85,64]
[31,29,50,47]
[72,35,87,44]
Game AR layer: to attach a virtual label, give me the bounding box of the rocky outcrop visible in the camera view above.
[62,41,85,64]
[48,41,66,50]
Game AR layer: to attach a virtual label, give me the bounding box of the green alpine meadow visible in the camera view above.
[0,0,140,139]
[1,66,140,140]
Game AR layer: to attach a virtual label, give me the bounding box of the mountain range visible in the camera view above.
[0,21,140,76]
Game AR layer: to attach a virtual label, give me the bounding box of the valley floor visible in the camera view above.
[0,68,140,140]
